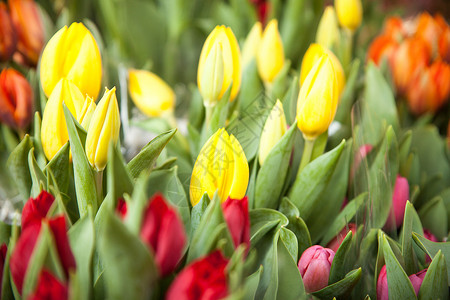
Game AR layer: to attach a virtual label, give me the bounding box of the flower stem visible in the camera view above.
[205,103,215,128]
[95,170,103,206]
[299,138,316,173]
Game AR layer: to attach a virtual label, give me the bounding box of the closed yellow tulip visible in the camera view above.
[241,22,262,68]
[300,43,345,99]
[259,99,287,165]
[40,22,102,99]
[190,128,249,206]
[316,6,340,50]
[297,54,338,141]
[78,96,96,129]
[128,69,175,117]
[257,19,285,84]
[41,78,86,160]
[335,0,363,31]
[198,25,241,104]
[85,87,120,171]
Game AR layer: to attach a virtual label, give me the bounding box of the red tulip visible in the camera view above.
[166,250,229,300]
[409,268,427,296]
[222,196,250,250]
[377,265,427,299]
[28,270,68,300]
[0,3,17,61]
[115,198,127,220]
[298,245,335,293]
[0,243,7,298]
[8,0,44,66]
[10,216,76,294]
[326,223,357,253]
[0,68,33,130]
[22,190,55,230]
[384,176,409,230]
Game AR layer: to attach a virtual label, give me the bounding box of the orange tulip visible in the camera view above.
[8,0,44,66]
[0,3,17,61]
[383,16,405,40]
[438,26,450,62]
[392,37,430,95]
[367,35,398,66]
[414,12,443,56]
[0,68,33,129]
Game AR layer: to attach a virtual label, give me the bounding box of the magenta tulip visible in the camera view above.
[384,175,409,230]
[298,245,335,293]
[377,265,427,299]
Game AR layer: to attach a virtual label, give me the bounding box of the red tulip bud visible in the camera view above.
[166,250,229,300]
[222,196,250,250]
[0,68,33,130]
[22,190,55,230]
[326,223,357,253]
[384,175,409,230]
[409,269,427,296]
[28,270,68,300]
[377,265,427,299]
[298,245,335,293]
[115,198,127,220]
[0,3,17,61]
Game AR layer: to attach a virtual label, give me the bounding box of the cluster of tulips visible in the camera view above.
[0,0,450,299]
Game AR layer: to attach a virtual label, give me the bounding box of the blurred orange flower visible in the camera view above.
[0,3,17,61]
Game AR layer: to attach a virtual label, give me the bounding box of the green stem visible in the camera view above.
[264,81,274,99]
[95,170,103,206]
[299,138,315,173]
[205,103,215,128]
[342,28,354,70]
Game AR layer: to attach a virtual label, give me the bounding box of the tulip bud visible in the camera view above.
[438,26,450,62]
[222,196,250,249]
[258,99,287,165]
[415,12,443,55]
[21,190,55,230]
[257,19,285,84]
[300,43,345,99]
[41,78,86,160]
[0,3,17,61]
[190,128,249,206]
[128,69,176,118]
[0,243,7,298]
[326,223,357,252]
[241,22,262,68]
[28,270,69,300]
[384,176,409,230]
[298,245,335,293]
[424,229,438,263]
[78,96,96,129]
[198,25,241,103]
[0,68,33,130]
[40,22,102,99]
[335,0,363,31]
[316,6,340,50]
[377,265,427,300]
[198,42,225,106]
[167,250,229,300]
[85,87,121,171]
[297,54,339,141]
[8,0,44,66]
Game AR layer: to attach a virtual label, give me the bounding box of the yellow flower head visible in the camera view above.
[335,0,363,31]
[257,19,285,84]
[316,6,340,49]
[259,99,287,165]
[242,22,262,68]
[40,22,102,99]
[190,128,249,206]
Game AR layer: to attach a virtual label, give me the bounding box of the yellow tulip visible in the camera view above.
[259,99,287,165]
[300,43,345,99]
[198,42,225,107]
[297,54,338,141]
[316,6,340,50]
[190,128,249,206]
[197,25,241,104]
[128,69,176,117]
[241,22,262,68]
[85,87,121,171]
[257,19,285,84]
[41,78,86,160]
[78,96,96,129]
[40,22,102,99]
[335,0,363,31]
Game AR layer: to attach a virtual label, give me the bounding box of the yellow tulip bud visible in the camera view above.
[257,19,285,84]
[198,25,241,103]
[316,6,340,50]
[41,78,86,160]
[78,96,96,129]
[241,22,262,68]
[85,87,121,171]
[198,42,224,107]
[190,128,249,206]
[335,0,363,31]
[297,54,338,141]
[128,69,176,117]
[300,43,345,99]
[40,22,102,99]
[259,99,287,166]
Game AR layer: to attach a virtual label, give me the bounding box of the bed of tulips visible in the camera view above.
[0,0,450,299]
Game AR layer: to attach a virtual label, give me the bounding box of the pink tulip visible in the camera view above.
[377,265,427,299]
[326,223,357,253]
[298,245,335,293]
[423,229,438,263]
[384,176,409,230]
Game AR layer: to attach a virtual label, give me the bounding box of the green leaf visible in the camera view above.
[31,112,46,168]
[247,158,258,209]
[244,266,262,300]
[401,201,418,275]
[279,197,311,255]
[418,196,448,240]
[281,76,299,124]
[190,194,210,238]
[238,60,264,114]
[289,140,345,220]
[312,268,362,300]
[335,59,361,125]
[6,134,33,202]
[255,124,296,208]
[418,251,448,300]
[107,144,133,204]
[98,212,157,300]
[280,227,298,262]
[68,214,95,300]
[329,231,353,284]
[63,104,97,217]
[250,208,288,246]
[382,234,417,300]
[125,175,149,236]
[44,142,70,193]
[127,129,176,179]
[28,148,47,197]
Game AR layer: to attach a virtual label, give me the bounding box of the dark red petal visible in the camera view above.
[48,216,76,277]
[22,190,55,230]
[115,198,128,220]
[222,197,250,249]
[28,269,68,300]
